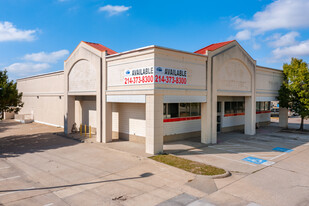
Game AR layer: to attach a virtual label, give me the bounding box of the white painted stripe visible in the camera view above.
[0,166,10,170]
[210,154,256,166]
[0,176,20,181]
[34,120,64,128]
[0,191,16,197]
[210,145,275,160]
[0,187,34,197]
[43,203,54,206]
[269,153,286,160]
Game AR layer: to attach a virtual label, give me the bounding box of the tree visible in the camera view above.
[277,58,309,130]
[0,70,23,120]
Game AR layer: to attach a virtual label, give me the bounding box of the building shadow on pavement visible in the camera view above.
[0,120,20,133]
[0,132,79,158]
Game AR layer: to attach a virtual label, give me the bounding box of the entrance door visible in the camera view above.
[217,102,222,132]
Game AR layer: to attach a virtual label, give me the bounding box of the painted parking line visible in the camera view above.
[43,203,54,206]
[210,154,256,166]
[0,187,34,197]
[272,147,293,153]
[269,153,286,160]
[0,176,20,181]
[208,145,270,162]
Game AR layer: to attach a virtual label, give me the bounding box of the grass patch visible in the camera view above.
[149,154,226,176]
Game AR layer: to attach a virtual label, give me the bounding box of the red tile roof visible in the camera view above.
[83,41,117,55]
[194,40,235,55]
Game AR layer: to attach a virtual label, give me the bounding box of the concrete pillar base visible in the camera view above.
[245,96,256,135]
[279,107,288,128]
[201,102,211,144]
[145,95,163,155]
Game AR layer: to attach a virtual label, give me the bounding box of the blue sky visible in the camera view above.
[1,0,309,80]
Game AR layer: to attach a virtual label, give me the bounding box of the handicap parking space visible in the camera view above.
[169,127,309,174]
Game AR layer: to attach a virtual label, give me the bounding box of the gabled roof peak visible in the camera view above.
[194,40,235,55]
[82,41,117,55]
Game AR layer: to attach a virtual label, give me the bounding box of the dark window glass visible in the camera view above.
[191,103,200,116]
[179,103,190,117]
[264,102,268,111]
[168,103,179,118]
[225,102,231,114]
[163,103,167,119]
[163,103,167,115]
[217,102,221,113]
[232,102,238,114]
[256,102,260,112]
[260,102,265,111]
[238,102,244,113]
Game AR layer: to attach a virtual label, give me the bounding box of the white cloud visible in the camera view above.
[272,39,309,59]
[23,50,69,63]
[99,5,131,16]
[4,63,50,78]
[269,31,300,48]
[235,30,251,40]
[234,0,309,33]
[0,21,37,42]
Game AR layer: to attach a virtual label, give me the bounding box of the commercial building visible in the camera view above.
[17,40,285,154]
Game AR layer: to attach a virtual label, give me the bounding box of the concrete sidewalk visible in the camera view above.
[0,121,208,206]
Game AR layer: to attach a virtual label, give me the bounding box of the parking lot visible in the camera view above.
[165,122,309,174]
[0,119,309,206]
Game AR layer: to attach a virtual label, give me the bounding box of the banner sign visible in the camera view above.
[124,67,187,85]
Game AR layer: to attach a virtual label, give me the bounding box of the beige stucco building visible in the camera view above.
[17,40,285,154]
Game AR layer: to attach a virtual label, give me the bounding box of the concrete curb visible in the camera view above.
[54,132,85,143]
[280,129,309,134]
[208,170,231,179]
[149,154,231,179]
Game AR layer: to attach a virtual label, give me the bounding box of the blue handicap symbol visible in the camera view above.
[242,156,267,165]
[272,147,293,153]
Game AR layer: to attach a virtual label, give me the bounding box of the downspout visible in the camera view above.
[99,55,103,142]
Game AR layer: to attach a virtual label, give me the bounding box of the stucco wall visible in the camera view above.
[106,46,207,92]
[69,59,96,92]
[154,48,207,90]
[17,71,64,127]
[112,103,146,138]
[256,113,271,123]
[107,49,155,91]
[81,100,96,128]
[163,119,201,136]
[256,66,283,99]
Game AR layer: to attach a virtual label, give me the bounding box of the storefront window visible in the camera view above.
[237,102,244,113]
[256,102,260,112]
[163,103,168,118]
[232,102,238,114]
[163,103,202,119]
[217,102,221,113]
[265,102,270,111]
[179,103,190,117]
[168,103,179,118]
[225,102,231,114]
[190,103,200,116]
[225,101,245,114]
[260,102,265,111]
